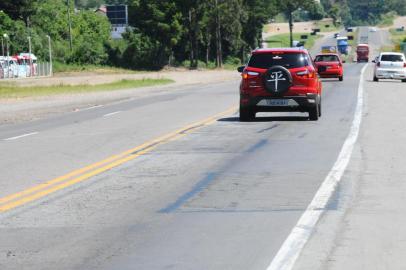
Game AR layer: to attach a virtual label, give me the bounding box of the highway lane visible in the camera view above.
[0,81,239,199]
[292,27,403,269]
[0,60,366,270]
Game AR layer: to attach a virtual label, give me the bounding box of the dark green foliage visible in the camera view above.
[322,0,404,26]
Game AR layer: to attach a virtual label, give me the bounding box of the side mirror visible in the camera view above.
[237,66,245,73]
[318,66,327,73]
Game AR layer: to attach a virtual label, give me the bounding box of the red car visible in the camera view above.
[314,53,344,81]
[238,48,323,121]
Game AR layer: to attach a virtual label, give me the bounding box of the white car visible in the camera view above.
[373,52,406,82]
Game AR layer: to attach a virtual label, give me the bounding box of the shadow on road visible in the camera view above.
[218,116,309,122]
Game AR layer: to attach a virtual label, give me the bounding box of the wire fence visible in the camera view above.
[0,62,52,80]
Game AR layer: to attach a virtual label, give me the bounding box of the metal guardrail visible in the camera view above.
[0,62,52,80]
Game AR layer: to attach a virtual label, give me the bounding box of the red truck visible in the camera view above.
[356,44,370,62]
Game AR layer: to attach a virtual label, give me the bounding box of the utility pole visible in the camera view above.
[46,35,53,76]
[67,0,73,51]
[289,9,294,47]
[28,36,32,76]
[3,34,9,78]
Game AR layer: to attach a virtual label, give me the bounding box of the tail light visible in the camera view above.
[404,63,406,68]
[296,69,315,78]
[242,71,259,79]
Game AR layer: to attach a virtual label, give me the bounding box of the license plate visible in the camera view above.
[258,99,290,106]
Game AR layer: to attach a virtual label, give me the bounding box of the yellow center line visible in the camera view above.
[0,106,237,213]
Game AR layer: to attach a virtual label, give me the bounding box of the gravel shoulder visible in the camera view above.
[0,69,239,125]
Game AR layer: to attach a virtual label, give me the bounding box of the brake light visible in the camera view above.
[296,70,315,78]
[242,71,259,79]
[404,63,406,68]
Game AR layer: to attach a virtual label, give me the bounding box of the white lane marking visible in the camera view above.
[266,64,369,270]
[79,105,103,111]
[103,111,121,117]
[4,132,39,141]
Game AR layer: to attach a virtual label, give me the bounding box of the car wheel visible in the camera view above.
[309,106,319,121]
[240,107,255,122]
[373,76,379,82]
[339,76,343,81]
[318,102,322,117]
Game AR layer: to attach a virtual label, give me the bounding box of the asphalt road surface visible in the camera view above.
[0,27,400,270]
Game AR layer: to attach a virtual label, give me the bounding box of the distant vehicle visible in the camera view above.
[321,46,338,54]
[356,44,370,62]
[373,52,406,82]
[237,48,323,121]
[314,53,344,81]
[17,53,38,76]
[369,27,377,32]
[336,37,349,54]
[334,33,340,38]
[0,56,19,78]
[359,35,369,44]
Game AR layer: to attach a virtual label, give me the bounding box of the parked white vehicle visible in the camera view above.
[373,52,406,82]
[0,57,19,78]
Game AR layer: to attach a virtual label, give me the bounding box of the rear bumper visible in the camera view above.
[375,68,406,80]
[241,95,320,113]
[319,69,342,77]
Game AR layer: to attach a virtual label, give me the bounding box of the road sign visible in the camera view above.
[106,5,128,25]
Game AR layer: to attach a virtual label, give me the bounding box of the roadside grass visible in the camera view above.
[55,61,241,75]
[179,59,241,71]
[313,21,339,32]
[381,29,406,52]
[266,32,321,50]
[53,62,141,74]
[390,28,406,49]
[0,78,174,99]
[378,12,397,27]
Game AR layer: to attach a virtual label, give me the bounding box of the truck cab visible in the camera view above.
[337,37,349,55]
[356,44,369,62]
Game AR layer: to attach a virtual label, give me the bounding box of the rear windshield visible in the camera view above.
[315,55,339,62]
[248,53,309,69]
[357,47,369,52]
[381,54,404,62]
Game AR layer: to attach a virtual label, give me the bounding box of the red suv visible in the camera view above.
[238,48,323,121]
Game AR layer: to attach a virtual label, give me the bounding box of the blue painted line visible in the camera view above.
[158,172,218,213]
[245,139,267,153]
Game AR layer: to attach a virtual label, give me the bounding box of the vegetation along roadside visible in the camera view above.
[0,79,174,99]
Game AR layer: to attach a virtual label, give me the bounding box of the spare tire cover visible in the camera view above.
[263,66,293,95]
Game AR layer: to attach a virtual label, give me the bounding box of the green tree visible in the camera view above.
[277,0,317,47]
[70,11,111,64]
[127,0,183,67]
[0,0,38,23]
